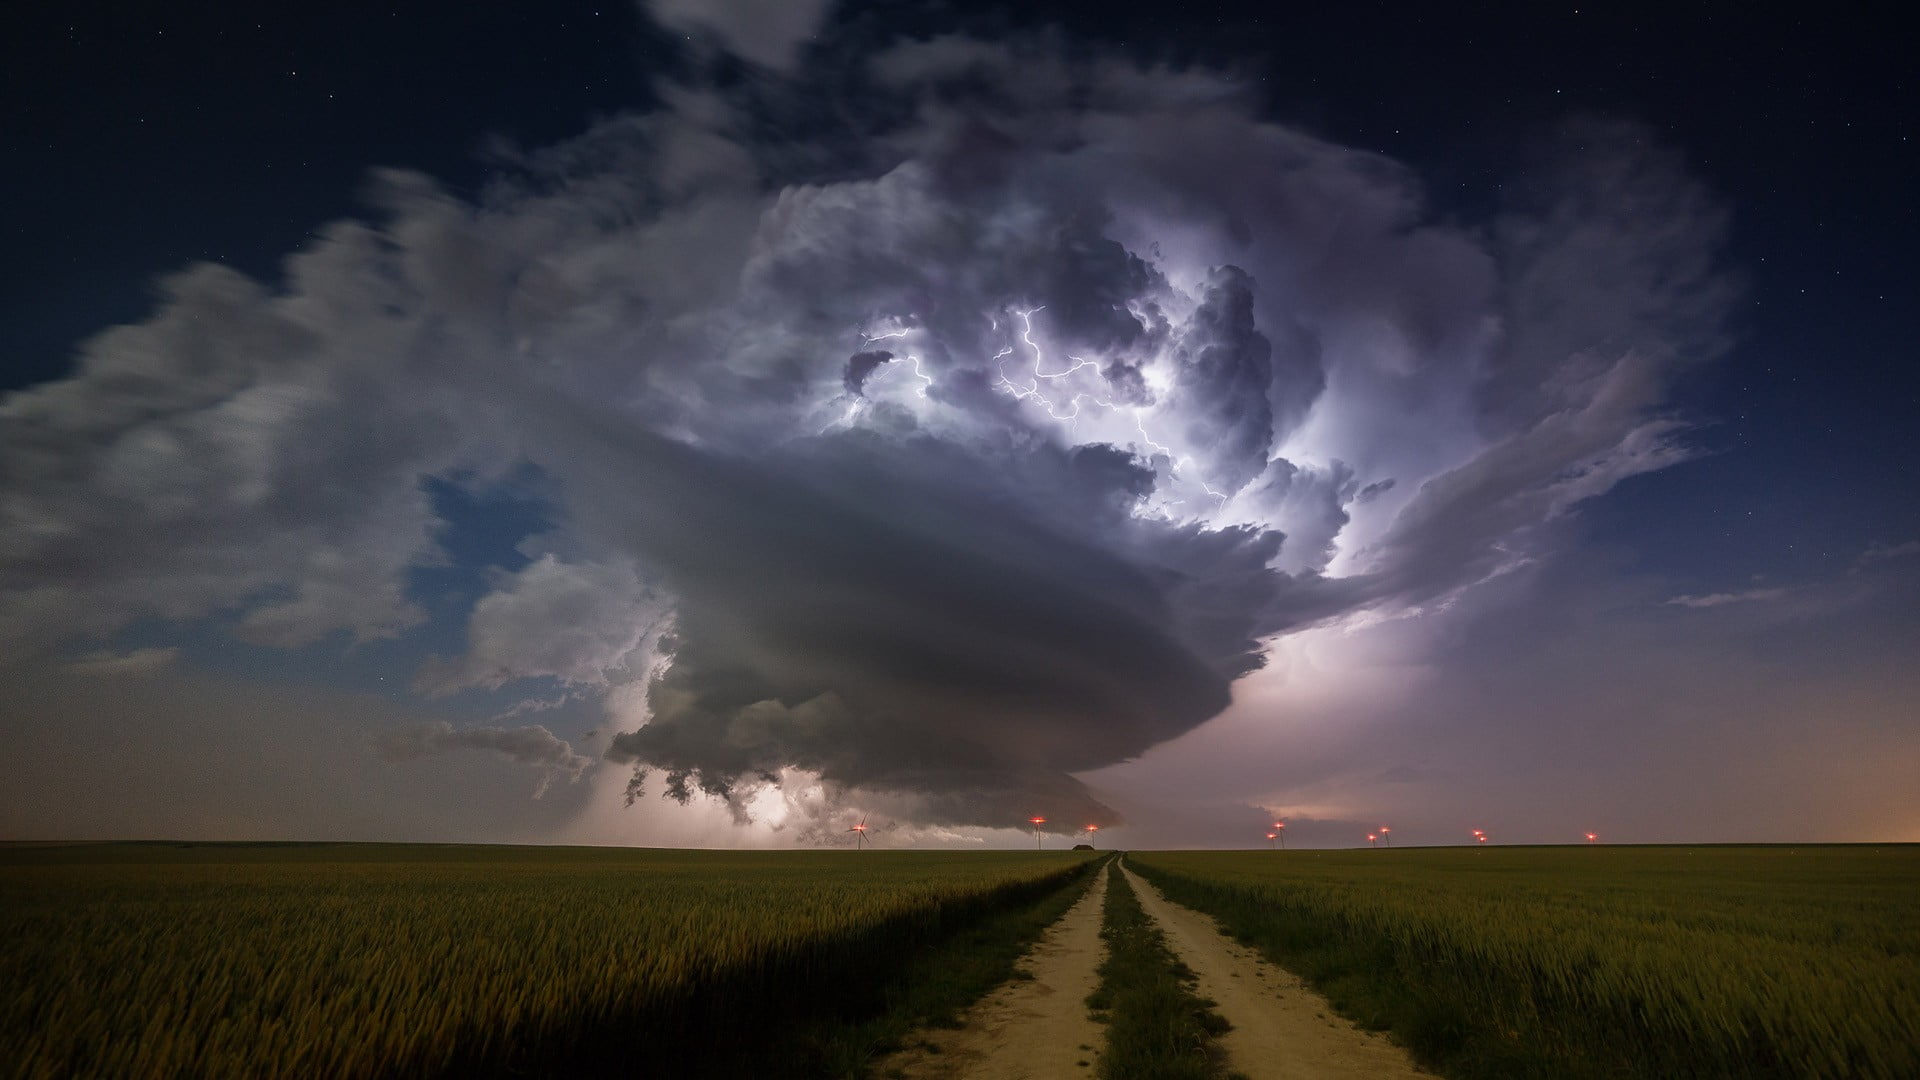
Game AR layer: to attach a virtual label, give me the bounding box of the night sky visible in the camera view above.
[2,1,1914,847]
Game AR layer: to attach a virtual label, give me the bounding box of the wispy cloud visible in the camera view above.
[640,0,835,71]
[61,647,181,676]
[374,722,593,797]
[1856,539,1920,569]
[1666,587,1789,608]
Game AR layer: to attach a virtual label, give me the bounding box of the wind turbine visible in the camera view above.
[1029,816,1047,850]
[1380,825,1392,847]
[1083,824,1099,848]
[1272,821,1286,849]
[1367,832,1378,848]
[1266,831,1277,849]
[847,815,871,850]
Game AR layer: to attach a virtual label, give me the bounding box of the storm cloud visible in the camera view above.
[0,32,1736,833]
[568,428,1296,826]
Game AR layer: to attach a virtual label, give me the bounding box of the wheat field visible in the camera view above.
[2,843,1095,1077]
[1129,846,1920,1079]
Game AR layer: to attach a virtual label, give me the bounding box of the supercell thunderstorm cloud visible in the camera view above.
[6,6,1911,846]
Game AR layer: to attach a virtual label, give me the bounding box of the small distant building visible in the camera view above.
[1071,843,1094,851]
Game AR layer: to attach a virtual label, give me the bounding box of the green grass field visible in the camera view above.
[1129,846,1920,1079]
[0,842,1098,1078]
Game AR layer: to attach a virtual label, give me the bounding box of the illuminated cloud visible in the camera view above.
[640,0,835,71]
[416,555,666,695]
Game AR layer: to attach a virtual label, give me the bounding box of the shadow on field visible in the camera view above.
[410,858,1101,1079]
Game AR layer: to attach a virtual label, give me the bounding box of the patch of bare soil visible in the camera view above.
[1118,862,1430,1080]
[875,863,1111,1080]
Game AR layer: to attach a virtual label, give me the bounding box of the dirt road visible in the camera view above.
[875,863,1110,1079]
[1118,862,1429,1080]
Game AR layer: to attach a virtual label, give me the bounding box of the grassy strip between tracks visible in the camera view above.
[1086,861,1238,1080]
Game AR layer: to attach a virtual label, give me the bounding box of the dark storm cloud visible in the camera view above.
[1099,359,1152,406]
[1168,266,1276,493]
[0,29,1739,835]
[1353,479,1395,504]
[533,405,1299,827]
[842,350,892,396]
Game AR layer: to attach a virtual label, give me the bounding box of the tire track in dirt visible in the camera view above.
[875,862,1111,1080]
[1119,861,1430,1080]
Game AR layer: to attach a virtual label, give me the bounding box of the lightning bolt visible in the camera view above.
[824,326,938,434]
[861,330,934,399]
[1016,308,1102,381]
[1132,414,1230,508]
[896,353,934,397]
[992,315,1109,424]
[819,400,862,435]
[838,310,1229,514]
[992,308,1230,511]
[1132,414,1174,458]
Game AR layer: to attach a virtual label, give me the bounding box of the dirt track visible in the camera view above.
[875,863,1110,1079]
[877,860,1428,1079]
[1119,861,1429,1079]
